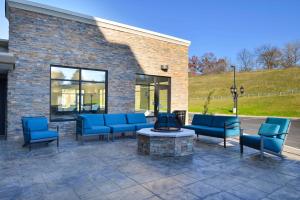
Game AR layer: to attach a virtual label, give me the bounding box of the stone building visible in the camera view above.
[0,0,190,137]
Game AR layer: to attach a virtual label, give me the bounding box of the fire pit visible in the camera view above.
[151,113,182,132]
[137,113,194,157]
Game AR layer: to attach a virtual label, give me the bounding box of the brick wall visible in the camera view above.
[7,7,189,135]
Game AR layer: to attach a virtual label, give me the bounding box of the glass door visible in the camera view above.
[154,77,170,116]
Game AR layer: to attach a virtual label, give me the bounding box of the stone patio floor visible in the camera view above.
[1,134,300,200]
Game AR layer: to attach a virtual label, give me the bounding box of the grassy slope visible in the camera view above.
[189,67,300,117]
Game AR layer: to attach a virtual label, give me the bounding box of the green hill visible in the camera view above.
[189,67,300,117]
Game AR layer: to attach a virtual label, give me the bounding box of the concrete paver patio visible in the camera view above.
[1,134,300,200]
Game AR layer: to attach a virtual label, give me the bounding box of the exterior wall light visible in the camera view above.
[161,65,169,72]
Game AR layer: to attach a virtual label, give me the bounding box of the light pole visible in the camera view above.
[230,65,244,117]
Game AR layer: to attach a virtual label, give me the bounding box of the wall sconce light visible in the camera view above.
[161,65,169,72]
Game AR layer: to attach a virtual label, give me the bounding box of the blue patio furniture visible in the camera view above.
[240,117,291,159]
[126,113,154,131]
[104,114,135,141]
[21,116,59,151]
[76,114,110,144]
[184,114,240,148]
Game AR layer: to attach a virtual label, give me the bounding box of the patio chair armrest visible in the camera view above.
[225,124,240,129]
[224,121,240,127]
[258,132,288,137]
[239,128,244,137]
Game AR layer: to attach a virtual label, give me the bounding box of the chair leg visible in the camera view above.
[76,133,78,141]
[224,137,226,148]
[107,134,109,142]
[240,142,243,154]
[99,135,101,141]
[81,135,84,145]
[57,137,59,148]
[29,143,31,151]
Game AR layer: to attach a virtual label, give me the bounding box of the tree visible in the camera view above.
[188,56,203,74]
[200,52,228,74]
[281,42,300,68]
[256,45,281,69]
[237,48,254,71]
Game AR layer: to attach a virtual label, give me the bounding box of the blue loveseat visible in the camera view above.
[184,114,240,148]
[76,113,154,142]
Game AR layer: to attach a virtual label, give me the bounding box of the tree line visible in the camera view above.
[189,41,300,74]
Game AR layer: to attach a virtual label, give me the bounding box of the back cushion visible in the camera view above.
[258,123,280,138]
[127,113,146,124]
[266,118,290,139]
[192,115,214,126]
[80,114,104,128]
[211,116,239,128]
[104,114,127,125]
[26,117,48,131]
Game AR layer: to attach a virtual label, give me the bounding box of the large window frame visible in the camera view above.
[50,65,108,122]
[135,73,171,117]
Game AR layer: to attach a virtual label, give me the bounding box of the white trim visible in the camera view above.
[5,0,191,46]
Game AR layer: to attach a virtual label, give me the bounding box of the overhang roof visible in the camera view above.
[0,52,16,72]
[5,0,191,46]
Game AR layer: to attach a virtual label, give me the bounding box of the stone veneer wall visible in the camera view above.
[7,7,189,135]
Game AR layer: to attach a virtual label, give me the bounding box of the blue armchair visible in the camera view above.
[76,114,110,143]
[240,117,291,159]
[21,116,59,151]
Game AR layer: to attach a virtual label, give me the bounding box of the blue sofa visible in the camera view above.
[184,114,240,148]
[77,113,154,142]
[21,116,59,151]
[76,114,110,143]
[240,117,291,159]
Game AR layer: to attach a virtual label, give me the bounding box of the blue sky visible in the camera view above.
[1,0,300,64]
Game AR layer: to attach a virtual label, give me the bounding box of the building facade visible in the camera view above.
[1,0,190,136]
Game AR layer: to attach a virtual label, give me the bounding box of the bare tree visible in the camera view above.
[188,56,203,74]
[256,45,281,69]
[237,48,254,71]
[200,52,228,74]
[281,42,300,68]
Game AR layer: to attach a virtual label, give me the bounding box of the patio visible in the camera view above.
[1,135,300,200]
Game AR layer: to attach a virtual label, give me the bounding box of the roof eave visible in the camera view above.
[6,0,191,46]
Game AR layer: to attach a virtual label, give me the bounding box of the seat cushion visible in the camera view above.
[84,126,110,135]
[266,118,290,139]
[109,124,135,133]
[127,113,147,124]
[30,130,58,140]
[258,123,280,138]
[192,115,214,126]
[135,123,154,131]
[104,114,127,126]
[26,117,48,131]
[241,134,284,153]
[80,114,105,129]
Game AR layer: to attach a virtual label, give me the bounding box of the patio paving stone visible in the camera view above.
[0,134,300,200]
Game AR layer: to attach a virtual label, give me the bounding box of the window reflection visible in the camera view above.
[50,66,107,121]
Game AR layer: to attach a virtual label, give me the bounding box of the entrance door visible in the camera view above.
[0,74,7,137]
[156,85,170,113]
[154,77,170,116]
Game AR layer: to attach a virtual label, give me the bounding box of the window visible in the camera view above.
[135,74,170,117]
[50,66,107,121]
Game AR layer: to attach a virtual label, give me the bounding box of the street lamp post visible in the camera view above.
[230,65,244,117]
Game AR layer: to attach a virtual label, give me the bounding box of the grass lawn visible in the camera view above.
[189,68,300,117]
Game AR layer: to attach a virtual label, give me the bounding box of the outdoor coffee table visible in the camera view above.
[136,128,195,157]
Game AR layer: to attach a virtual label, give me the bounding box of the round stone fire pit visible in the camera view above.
[137,128,194,157]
